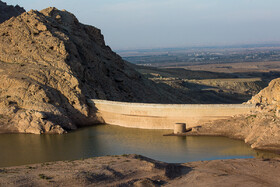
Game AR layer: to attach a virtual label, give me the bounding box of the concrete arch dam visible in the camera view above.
[89,99,255,129]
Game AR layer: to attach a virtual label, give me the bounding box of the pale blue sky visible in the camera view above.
[5,0,280,50]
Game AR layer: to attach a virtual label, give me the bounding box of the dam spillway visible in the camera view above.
[88,99,255,129]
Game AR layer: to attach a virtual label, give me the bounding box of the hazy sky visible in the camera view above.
[5,0,280,50]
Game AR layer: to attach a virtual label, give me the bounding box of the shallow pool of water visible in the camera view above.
[0,125,276,167]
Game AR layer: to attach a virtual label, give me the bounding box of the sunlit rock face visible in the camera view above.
[249,78,280,110]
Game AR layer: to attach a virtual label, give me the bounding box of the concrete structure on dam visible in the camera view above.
[89,99,255,129]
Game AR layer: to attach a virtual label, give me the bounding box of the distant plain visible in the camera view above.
[121,46,280,104]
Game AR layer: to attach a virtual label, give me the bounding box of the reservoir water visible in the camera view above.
[0,124,276,167]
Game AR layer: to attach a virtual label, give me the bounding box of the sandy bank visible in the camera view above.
[0,154,279,186]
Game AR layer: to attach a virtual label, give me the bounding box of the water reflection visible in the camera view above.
[0,124,277,167]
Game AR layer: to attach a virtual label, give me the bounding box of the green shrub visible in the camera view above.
[38,174,52,180]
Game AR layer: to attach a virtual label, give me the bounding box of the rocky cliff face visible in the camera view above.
[249,78,280,110]
[0,0,25,23]
[0,7,189,134]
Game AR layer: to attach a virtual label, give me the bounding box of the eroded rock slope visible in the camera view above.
[249,78,280,110]
[0,7,185,134]
[188,78,280,151]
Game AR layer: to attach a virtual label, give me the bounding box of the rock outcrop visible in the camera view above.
[249,78,280,111]
[188,112,280,151]
[0,7,188,134]
[0,0,25,24]
[187,78,280,152]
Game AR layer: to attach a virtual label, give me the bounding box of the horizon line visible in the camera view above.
[114,42,280,52]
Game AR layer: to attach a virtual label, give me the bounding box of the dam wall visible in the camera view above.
[88,99,255,129]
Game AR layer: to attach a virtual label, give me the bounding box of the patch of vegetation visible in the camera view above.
[41,162,51,167]
[0,169,7,174]
[0,114,3,119]
[246,115,257,119]
[38,174,53,180]
[26,166,36,169]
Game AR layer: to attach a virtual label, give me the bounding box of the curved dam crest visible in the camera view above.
[89,99,255,129]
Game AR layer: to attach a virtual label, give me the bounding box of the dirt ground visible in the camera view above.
[0,154,280,187]
[167,61,280,73]
[135,60,280,103]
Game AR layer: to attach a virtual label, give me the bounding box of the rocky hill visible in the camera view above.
[0,0,25,23]
[0,7,197,134]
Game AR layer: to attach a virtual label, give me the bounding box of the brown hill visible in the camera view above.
[0,7,195,134]
[0,0,25,24]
